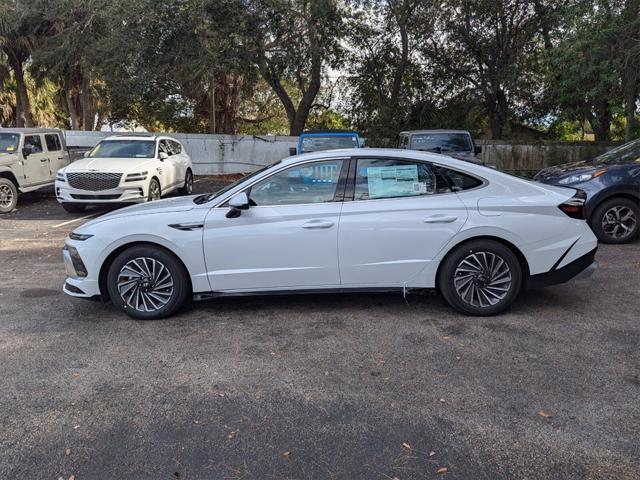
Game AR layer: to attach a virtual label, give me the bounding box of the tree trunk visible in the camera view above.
[66,90,80,130]
[81,73,93,131]
[588,104,612,142]
[9,55,34,128]
[624,90,638,141]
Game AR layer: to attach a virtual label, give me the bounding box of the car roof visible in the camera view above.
[103,134,181,142]
[280,148,480,171]
[399,129,472,135]
[0,127,63,134]
[300,130,359,136]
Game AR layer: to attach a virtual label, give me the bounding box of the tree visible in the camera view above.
[422,0,561,139]
[244,0,345,135]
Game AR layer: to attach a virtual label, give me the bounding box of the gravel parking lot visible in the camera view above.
[1,178,639,479]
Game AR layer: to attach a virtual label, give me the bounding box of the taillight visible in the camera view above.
[558,189,587,219]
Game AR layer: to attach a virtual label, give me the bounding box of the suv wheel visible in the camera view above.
[147,178,161,201]
[0,178,18,214]
[106,245,190,320]
[590,198,639,244]
[438,240,522,316]
[179,169,193,195]
[62,203,86,213]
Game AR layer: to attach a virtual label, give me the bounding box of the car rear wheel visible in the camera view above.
[438,240,522,316]
[179,169,193,195]
[0,178,18,214]
[107,245,190,320]
[147,178,161,201]
[590,198,639,244]
[62,203,86,213]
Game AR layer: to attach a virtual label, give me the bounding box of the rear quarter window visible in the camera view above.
[438,167,484,191]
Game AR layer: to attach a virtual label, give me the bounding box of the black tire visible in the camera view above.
[62,203,86,213]
[589,197,639,244]
[438,239,523,316]
[0,178,18,214]
[179,169,193,195]
[106,244,190,320]
[147,178,161,201]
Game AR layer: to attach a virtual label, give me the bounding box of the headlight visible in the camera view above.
[125,171,148,182]
[69,232,94,241]
[557,169,606,185]
[56,171,66,182]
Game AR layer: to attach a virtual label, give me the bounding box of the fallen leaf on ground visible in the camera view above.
[402,442,411,449]
[69,475,75,480]
[65,448,71,456]
[227,430,237,439]
[436,467,448,474]
[282,451,290,457]
[538,410,552,418]
[439,398,446,403]
[429,451,436,457]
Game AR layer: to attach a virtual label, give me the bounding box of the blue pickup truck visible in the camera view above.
[289,130,362,156]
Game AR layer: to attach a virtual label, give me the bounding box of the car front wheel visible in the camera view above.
[590,198,639,244]
[106,245,190,320]
[0,178,18,214]
[438,240,522,316]
[179,169,193,195]
[147,178,161,201]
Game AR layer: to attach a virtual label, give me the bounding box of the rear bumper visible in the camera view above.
[528,247,597,288]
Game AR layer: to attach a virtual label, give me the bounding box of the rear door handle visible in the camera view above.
[424,215,458,223]
[302,219,335,229]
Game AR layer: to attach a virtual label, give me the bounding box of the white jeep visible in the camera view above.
[55,134,194,213]
[0,128,71,214]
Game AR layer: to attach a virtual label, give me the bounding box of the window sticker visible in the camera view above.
[367,164,428,199]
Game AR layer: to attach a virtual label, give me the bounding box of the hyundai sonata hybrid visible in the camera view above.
[62,149,598,319]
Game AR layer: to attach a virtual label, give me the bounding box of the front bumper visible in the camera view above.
[56,180,147,204]
[528,247,597,288]
[62,244,101,298]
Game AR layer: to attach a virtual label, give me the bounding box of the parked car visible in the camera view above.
[62,148,597,320]
[0,128,70,214]
[535,139,640,244]
[55,134,193,213]
[289,130,361,156]
[398,129,483,164]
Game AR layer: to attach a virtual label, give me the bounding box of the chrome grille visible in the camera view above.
[67,172,122,191]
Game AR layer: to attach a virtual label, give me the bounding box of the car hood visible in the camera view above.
[535,159,606,183]
[0,152,19,165]
[64,157,156,173]
[81,196,198,228]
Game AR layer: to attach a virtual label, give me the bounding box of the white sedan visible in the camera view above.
[55,135,193,213]
[61,149,598,319]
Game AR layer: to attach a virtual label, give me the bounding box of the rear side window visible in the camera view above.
[24,135,43,153]
[354,158,451,201]
[45,134,62,151]
[437,167,484,191]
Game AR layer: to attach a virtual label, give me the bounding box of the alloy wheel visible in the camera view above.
[454,251,512,308]
[149,181,161,201]
[117,257,174,313]
[185,171,193,194]
[0,184,14,209]
[601,206,637,240]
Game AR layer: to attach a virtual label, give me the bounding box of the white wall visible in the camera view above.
[64,131,298,175]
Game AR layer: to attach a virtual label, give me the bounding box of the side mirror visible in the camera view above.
[159,152,169,161]
[289,147,297,156]
[226,192,250,218]
[474,145,482,155]
[83,151,90,158]
[22,147,32,158]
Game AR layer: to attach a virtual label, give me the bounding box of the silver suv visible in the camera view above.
[0,128,71,213]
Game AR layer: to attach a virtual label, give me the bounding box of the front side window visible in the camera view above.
[249,159,344,206]
[45,134,62,151]
[0,133,20,154]
[89,140,155,158]
[170,140,182,154]
[410,133,472,153]
[355,158,451,201]
[24,135,43,153]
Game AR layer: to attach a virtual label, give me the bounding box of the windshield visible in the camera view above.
[592,138,640,165]
[89,140,156,158]
[300,135,358,153]
[0,133,20,154]
[410,133,472,152]
[193,162,280,204]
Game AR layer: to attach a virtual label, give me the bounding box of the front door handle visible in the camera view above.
[302,219,335,229]
[41,158,49,162]
[424,215,458,224]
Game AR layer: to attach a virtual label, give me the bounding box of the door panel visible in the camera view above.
[204,204,343,290]
[45,133,68,174]
[338,158,468,285]
[22,134,50,186]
